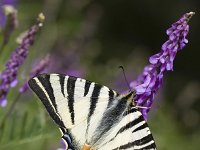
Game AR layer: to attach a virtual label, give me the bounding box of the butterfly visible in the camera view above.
[28,73,156,150]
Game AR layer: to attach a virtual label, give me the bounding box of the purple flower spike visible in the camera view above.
[130,12,195,120]
[19,55,50,93]
[0,13,45,107]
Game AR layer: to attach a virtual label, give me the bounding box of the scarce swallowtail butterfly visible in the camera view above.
[28,74,156,150]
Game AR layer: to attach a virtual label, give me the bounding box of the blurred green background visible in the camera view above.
[0,0,200,149]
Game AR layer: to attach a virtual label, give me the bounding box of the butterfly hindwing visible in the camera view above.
[98,109,156,150]
[90,106,156,150]
[28,73,156,150]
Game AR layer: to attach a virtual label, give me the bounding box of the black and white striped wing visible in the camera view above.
[97,109,156,150]
[28,73,119,148]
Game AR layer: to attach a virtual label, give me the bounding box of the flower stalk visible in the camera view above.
[0,93,21,129]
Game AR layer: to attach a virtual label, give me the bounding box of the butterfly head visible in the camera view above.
[121,90,136,106]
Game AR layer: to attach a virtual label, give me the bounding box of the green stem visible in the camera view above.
[0,42,6,55]
[0,93,21,129]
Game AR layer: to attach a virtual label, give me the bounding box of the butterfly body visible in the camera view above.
[28,74,156,150]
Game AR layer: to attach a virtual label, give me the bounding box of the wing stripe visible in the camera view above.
[116,115,144,136]
[37,75,57,110]
[59,75,65,97]
[88,83,102,120]
[112,134,156,149]
[107,90,115,108]
[84,80,91,96]
[134,134,155,146]
[28,78,65,128]
[134,142,156,150]
[104,112,144,145]
[86,83,102,139]
[123,108,137,116]
[132,122,148,133]
[67,76,77,125]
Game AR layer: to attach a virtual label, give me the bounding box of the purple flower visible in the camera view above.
[19,55,50,93]
[57,139,67,150]
[130,12,195,119]
[0,13,45,107]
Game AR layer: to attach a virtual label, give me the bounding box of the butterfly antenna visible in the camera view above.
[119,66,132,91]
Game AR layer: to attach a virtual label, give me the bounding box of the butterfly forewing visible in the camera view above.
[28,74,119,148]
[28,73,156,150]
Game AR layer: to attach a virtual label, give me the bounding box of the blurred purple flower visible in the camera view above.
[1,0,17,5]
[0,0,17,27]
[66,68,85,77]
[57,139,67,150]
[0,13,45,107]
[19,55,50,93]
[130,12,195,119]
[49,51,85,77]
